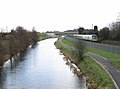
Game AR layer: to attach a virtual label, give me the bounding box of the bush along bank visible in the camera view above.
[0,26,40,68]
[55,38,115,89]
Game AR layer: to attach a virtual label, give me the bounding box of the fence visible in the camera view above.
[64,36,120,54]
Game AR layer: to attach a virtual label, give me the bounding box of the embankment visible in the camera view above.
[55,38,115,89]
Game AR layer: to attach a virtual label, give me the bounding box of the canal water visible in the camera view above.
[0,38,87,89]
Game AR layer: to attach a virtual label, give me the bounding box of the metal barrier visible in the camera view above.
[64,36,120,54]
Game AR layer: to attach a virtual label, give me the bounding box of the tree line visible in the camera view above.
[99,21,120,41]
[0,26,39,67]
[77,21,120,41]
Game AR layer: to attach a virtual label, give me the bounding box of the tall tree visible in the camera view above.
[99,27,109,40]
[32,27,39,44]
[109,21,120,40]
[77,27,84,34]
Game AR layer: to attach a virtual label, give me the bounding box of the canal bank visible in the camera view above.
[55,38,115,89]
[0,31,50,69]
[0,38,87,89]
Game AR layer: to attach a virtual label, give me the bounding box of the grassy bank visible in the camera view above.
[78,56,114,89]
[55,38,115,89]
[62,38,75,47]
[39,33,51,41]
[87,47,120,59]
[62,38,120,71]
[0,32,50,68]
[87,47,120,71]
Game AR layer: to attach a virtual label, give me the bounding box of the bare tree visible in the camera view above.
[31,27,39,44]
[0,40,7,66]
[74,39,85,62]
[109,21,120,41]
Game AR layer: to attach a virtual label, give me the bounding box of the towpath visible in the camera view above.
[58,38,120,89]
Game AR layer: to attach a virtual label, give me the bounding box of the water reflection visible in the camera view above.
[0,38,87,89]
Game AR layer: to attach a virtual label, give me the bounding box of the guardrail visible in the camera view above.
[64,36,120,54]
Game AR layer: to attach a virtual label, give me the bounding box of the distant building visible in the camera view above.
[64,30,78,36]
[46,30,79,37]
[46,32,57,38]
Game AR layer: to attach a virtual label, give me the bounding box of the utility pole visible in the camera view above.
[92,24,93,29]
[6,26,8,33]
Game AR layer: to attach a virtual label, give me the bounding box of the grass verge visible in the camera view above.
[78,56,114,89]
[87,47,120,59]
[55,38,115,89]
[87,47,120,71]
[111,61,120,70]
[39,33,51,41]
[62,38,120,71]
[62,38,75,47]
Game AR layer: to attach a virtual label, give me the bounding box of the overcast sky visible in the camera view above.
[0,0,120,32]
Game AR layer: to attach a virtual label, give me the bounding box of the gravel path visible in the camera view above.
[58,38,120,89]
[86,52,120,89]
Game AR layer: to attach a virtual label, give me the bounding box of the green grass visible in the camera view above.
[87,47,120,59]
[87,47,120,71]
[55,39,79,63]
[62,38,75,47]
[61,38,120,59]
[39,33,51,41]
[61,38,120,71]
[111,60,120,70]
[62,38,120,59]
[55,38,115,89]
[78,56,114,89]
